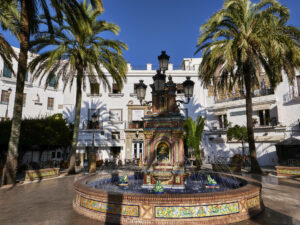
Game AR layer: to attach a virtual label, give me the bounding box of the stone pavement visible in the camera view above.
[0,172,300,225]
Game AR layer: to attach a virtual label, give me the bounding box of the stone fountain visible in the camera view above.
[73,52,264,224]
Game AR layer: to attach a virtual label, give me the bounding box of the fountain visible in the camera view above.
[73,52,263,224]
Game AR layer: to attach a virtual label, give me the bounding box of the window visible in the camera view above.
[49,76,55,87]
[47,97,54,109]
[112,83,121,94]
[112,132,120,140]
[23,93,26,107]
[57,152,61,158]
[90,83,99,95]
[176,84,184,94]
[133,142,143,159]
[258,109,270,126]
[1,90,10,104]
[218,114,227,129]
[109,109,122,122]
[25,71,28,82]
[3,64,12,78]
[51,152,55,158]
[88,108,100,129]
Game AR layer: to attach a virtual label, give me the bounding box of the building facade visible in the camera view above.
[1,51,300,167]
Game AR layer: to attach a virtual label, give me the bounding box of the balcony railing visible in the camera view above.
[215,89,274,103]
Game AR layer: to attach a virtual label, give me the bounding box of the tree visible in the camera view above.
[0,115,72,168]
[227,125,248,156]
[183,116,205,168]
[0,1,18,72]
[29,0,128,174]
[1,0,104,185]
[195,0,300,173]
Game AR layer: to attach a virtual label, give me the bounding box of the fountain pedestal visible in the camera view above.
[141,76,186,189]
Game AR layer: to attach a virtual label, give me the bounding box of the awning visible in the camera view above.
[253,104,271,111]
[213,110,227,116]
[276,137,300,146]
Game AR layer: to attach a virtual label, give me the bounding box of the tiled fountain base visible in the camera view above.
[73,172,263,224]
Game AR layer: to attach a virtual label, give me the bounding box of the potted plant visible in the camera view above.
[153,180,164,194]
[205,175,220,188]
[119,175,129,186]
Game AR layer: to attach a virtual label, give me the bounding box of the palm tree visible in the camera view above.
[195,0,300,173]
[29,0,128,174]
[1,0,104,185]
[183,116,205,168]
[0,1,19,72]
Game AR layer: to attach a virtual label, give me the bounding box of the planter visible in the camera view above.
[205,184,220,189]
[25,168,60,181]
[275,166,300,176]
[119,182,129,186]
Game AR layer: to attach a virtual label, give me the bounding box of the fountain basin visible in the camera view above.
[73,172,263,224]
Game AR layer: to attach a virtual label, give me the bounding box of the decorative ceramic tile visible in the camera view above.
[80,196,139,217]
[175,141,179,162]
[155,202,239,219]
[147,141,150,163]
[147,175,151,184]
[248,196,260,208]
[31,170,56,178]
[278,169,300,175]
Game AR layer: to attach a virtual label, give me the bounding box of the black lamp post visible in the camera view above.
[89,113,98,173]
[158,51,170,71]
[91,112,97,151]
[177,76,195,104]
[136,51,194,106]
[5,88,12,119]
[153,70,166,92]
[136,80,147,105]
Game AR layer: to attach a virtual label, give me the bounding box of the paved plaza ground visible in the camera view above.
[0,171,300,225]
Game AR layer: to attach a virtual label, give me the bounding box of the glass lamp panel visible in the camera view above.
[137,87,146,100]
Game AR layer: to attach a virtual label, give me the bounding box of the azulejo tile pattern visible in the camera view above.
[247,196,260,208]
[79,195,139,217]
[155,202,239,219]
[278,169,300,175]
[31,170,56,178]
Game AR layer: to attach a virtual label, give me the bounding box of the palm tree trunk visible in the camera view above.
[244,66,262,173]
[1,0,29,185]
[67,66,83,174]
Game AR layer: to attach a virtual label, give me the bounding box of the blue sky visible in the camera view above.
[2,0,300,68]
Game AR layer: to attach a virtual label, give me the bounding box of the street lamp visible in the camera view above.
[89,113,98,173]
[136,80,147,105]
[153,70,166,92]
[177,76,195,104]
[158,51,170,71]
[5,88,12,119]
[136,51,195,106]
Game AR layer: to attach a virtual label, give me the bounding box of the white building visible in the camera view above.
[0,48,67,165]
[1,51,300,167]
